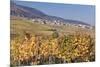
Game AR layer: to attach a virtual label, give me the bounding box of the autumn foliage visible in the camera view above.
[10,32,95,66]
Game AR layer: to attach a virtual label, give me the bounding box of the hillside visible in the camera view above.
[10,16,95,39]
[10,16,95,66]
[10,1,91,26]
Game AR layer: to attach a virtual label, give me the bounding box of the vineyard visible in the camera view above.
[10,2,95,66]
[10,31,95,66]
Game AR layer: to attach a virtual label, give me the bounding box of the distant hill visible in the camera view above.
[10,1,90,26]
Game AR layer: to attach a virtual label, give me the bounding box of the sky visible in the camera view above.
[12,0,95,26]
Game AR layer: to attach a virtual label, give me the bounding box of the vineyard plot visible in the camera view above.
[10,1,95,66]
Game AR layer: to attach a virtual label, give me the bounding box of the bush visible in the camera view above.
[52,31,59,38]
